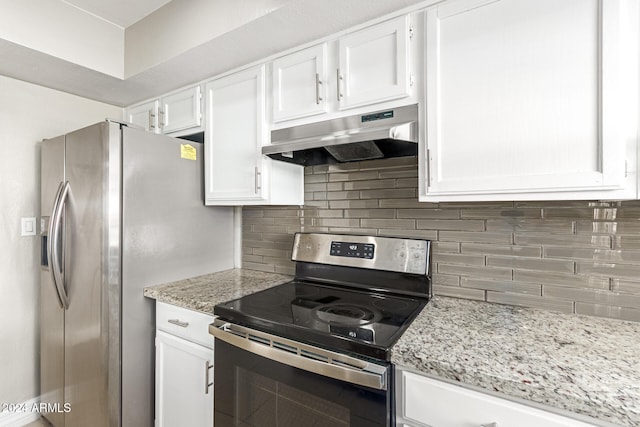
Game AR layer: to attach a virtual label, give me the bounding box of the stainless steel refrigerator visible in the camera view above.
[39,121,235,427]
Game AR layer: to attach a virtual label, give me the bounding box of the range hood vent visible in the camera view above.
[263,104,418,166]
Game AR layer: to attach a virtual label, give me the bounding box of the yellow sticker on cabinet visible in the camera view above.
[180,144,197,161]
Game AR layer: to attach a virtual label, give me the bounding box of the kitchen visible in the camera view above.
[1,0,639,426]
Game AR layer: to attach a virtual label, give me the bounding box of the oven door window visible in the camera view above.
[214,339,391,427]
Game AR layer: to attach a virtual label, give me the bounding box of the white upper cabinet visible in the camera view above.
[421,0,638,201]
[272,43,328,122]
[339,14,411,110]
[125,85,203,135]
[125,100,159,132]
[270,14,414,126]
[160,85,203,134]
[205,66,266,202]
[205,66,303,205]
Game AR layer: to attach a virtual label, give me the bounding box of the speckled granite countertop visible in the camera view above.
[143,268,292,313]
[392,296,640,427]
[144,268,639,427]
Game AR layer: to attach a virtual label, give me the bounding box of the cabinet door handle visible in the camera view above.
[315,73,323,104]
[205,360,214,394]
[481,423,498,427]
[149,111,155,130]
[159,109,165,129]
[254,166,262,194]
[336,68,343,99]
[167,319,189,328]
[426,149,431,188]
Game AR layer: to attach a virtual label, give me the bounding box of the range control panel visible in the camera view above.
[330,241,375,259]
[292,233,431,275]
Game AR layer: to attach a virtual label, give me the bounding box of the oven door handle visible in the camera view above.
[209,319,388,391]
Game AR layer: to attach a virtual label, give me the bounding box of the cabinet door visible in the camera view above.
[272,44,328,122]
[125,100,159,133]
[161,86,202,134]
[205,66,267,203]
[400,372,596,427]
[338,15,411,110]
[424,0,627,198]
[155,330,213,427]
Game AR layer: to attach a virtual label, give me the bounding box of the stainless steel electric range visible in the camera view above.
[210,233,432,427]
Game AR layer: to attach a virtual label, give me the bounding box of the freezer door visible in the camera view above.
[40,135,66,427]
[63,122,120,427]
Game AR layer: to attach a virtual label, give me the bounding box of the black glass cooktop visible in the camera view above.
[214,280,428,361]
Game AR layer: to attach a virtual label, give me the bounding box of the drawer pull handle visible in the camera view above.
[168,319,189,328]
[481,423,498,427]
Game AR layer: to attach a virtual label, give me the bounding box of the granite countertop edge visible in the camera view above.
[143,268,293,313]
[144,268,639,427]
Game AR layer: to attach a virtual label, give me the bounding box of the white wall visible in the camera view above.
[0,0,124,78]
[0,75,121,406]
[124,0,288,77]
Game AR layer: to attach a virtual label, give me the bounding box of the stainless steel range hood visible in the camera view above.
[263,104,418,166]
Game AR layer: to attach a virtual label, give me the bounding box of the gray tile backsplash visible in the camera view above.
[242,156,640,322]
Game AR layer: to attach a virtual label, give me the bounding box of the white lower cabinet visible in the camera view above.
[397,370,597,427]
[155,302,214,427]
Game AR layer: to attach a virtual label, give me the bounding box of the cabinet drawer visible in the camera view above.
[401,371,596,427]
[156,302,214,349]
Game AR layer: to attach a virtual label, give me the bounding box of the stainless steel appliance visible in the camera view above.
[210,232,431,426]
[39,121,235,427]
[263,104,419,165]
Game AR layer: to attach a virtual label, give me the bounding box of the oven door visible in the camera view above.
[210,319,392,427]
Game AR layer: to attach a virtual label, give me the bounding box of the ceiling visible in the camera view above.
[1,0,428,107]
[62,0,173,28]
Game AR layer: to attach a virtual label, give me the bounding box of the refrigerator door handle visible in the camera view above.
[47,182,65,308]
[49,181,70,309]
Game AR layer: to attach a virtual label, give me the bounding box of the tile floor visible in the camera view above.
[24,418,50,427]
